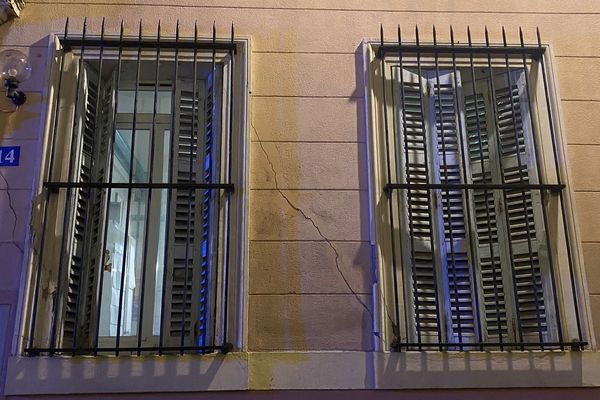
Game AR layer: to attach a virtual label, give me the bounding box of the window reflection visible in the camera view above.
[99,126,171,343]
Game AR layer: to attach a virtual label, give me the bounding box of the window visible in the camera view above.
[24,21,248,356]
[365,27,588,351]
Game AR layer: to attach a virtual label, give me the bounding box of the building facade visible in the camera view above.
[0,1,600,398]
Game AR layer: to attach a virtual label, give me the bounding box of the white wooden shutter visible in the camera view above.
[164,81,205,346]
[199,75,217,346]
[61,65,115,347]
[393,66,556,346]
[463,70,554,344]
[393,69,442,343]
[428,71,477,344]
[463,87,511,341]
[80,72,116,345]
[393,68,479,345]
[491,71,552,342]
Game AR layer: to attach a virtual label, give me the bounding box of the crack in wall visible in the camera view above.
[251,121,371,315]
[250,114,402,350]
[0,170,25,254]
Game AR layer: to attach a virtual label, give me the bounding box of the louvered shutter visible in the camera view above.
[393,69,442,343]
[491,70,553,342]
[164,80,205,346]
[199,74,218,347]
[463,86,511,342]
[392,66,556,345]
[80,72,116,345]
[463,70,554,344]
[60,65,115,347]
[428,71,477,344]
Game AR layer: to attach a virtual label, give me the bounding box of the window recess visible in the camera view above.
[25,19,245,356]
[371,26,588,351]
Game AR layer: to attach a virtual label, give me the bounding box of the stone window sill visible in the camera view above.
[5,350,600,395]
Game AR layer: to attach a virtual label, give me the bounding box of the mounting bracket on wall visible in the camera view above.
[0,0,25,26]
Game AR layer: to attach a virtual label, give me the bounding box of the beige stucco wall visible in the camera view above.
[2,0,600,396]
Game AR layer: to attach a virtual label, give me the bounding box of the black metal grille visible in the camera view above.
[377,25,586,352]
[26,18,238,356]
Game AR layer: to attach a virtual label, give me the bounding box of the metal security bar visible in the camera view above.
[26,19,237,356]
[377,25,586,352]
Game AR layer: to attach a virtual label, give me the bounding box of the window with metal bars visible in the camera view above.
[24,19,247,356]
[366,26,589,352]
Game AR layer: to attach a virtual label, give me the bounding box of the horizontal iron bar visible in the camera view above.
[393,341,587,349]
[62,38,237,52]
[44,181,234,192]
[378,44,544,58]
[385,183,564,192]
[25,345,228,355]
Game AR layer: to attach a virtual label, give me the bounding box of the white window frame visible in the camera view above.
[362,39,596,352]
[11,33,251,359]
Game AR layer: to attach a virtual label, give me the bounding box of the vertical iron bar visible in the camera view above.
[485,27,525,350]
[450,26,484,349]
[136,20,162,355]
[198,23,218,353]
[209,22,219,350]
[28,18,70,350]
[221,22,235,349]
[159,20,180,354]
[379,25,402,344]
[387,26,400,346]
[49,18,88,355]
[415,25,444,350]
[115,20,143,356]
[180,21,199,354]
[536,27,583,345]
[396,25,416,349]
[71,18,106,352]
[94,20,125,356]
[467,27,504,350]
[432,25,463,349]
[501,27,545,347]
[397,26,423,349]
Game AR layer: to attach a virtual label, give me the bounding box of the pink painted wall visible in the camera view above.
[1,0,600,398]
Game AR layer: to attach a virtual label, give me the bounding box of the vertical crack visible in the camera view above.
[0,170,24,253]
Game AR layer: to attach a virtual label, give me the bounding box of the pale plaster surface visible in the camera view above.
[1,0,600,397]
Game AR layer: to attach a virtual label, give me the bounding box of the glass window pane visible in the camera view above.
[99,129,172,341]
[117,90,172,114]
[112,130,131,184]
[100,188,149,340]
[132,130,150,183]
[152,188,168,336]
[162,130,171,182]
[113,129,151,183]
[99,188,128,338]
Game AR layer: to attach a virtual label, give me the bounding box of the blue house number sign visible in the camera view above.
[0,146,20,167]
